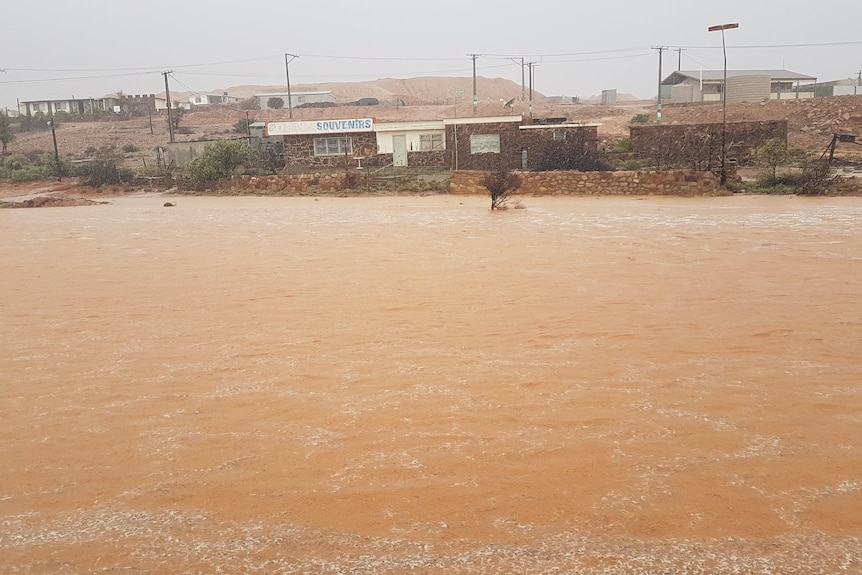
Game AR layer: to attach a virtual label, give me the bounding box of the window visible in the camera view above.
[553,130,566,141]
[419,133,444,151]
[314,137,353,156]
[470,134,500,154]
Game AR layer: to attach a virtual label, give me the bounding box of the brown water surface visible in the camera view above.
[1,194,861,573]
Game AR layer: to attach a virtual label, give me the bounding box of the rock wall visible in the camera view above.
[630,120,788,168]
[221,173,350,193]
[450,170,721,196]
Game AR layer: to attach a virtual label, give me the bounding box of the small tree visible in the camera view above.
[233,117,255,134]
[754,138,789,189]
[483,168,521,210]
[0,112,13,155]
[267,97,285,110]
[798,159,832,195]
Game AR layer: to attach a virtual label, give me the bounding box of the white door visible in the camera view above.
[393,135,408,167]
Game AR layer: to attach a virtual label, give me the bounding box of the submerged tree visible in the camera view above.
[753,138,789,189]
[483,168,521,210]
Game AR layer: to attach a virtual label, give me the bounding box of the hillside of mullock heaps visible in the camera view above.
[4,76,862,167]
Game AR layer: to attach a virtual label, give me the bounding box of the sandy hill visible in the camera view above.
[222,76,545,106]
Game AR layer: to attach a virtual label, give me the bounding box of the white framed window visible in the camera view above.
[314,136,353,156]
[553,130,566,141]
[470,134,500,154]
[419,133,444,151]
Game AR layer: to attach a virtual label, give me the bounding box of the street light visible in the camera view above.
[708,22,739,185]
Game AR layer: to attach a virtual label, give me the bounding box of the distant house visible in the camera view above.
[189,93,241,106]
[662,70,817,103]
[255,91,336,110]
[812,77,861,98]
[154,97,192,112]
[19,93,159,116]
[19,96,119,116]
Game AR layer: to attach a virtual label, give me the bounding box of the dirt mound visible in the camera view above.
[0,195,105,208]
[663,95,862,152]
[223,76,540,106]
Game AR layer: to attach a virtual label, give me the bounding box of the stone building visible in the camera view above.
[265,115,601,170]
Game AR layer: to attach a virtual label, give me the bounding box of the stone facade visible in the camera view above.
[450,170,721,196]
[446,121,523,171]
[406,150,448,168]
[630,120,788,169]
[119,94,156,115]
[283,132,378,169]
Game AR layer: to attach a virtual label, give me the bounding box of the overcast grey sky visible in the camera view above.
[1,0,860,111]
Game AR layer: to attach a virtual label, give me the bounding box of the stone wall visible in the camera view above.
[221,173,349,193]
[450,170,720,196]
[630,120,787,169]
[119,94,156,115]
[407,149,448,168]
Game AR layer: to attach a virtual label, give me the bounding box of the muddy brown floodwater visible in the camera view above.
[1,194,861,574]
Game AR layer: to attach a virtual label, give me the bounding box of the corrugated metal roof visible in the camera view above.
[667,70,816,83]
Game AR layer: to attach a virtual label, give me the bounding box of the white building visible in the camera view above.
[662,70,817,103]
[255,91,335,110]
[374,121,446,167]
[189,93,241,106]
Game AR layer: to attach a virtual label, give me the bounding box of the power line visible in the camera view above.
[676,39,862,50]
[0,71,159,85]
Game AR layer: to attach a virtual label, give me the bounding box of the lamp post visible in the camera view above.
[708,22,739,185]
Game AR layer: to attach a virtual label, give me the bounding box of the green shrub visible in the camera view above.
[8,164,54,182]
[611,139,632,153]
[79,160,133,187]
[631,114,650,124]
[3,154,31,170]
[187,140,255,184]
[121,144,140,153]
